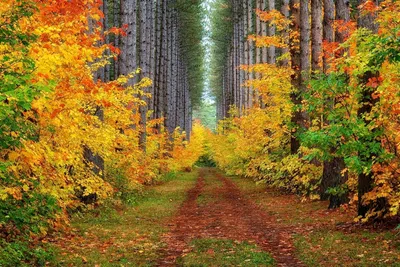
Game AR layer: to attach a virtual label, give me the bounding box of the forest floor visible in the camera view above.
[52,168,400,266]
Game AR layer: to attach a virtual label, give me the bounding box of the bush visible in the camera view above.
[0,190,60,239]
[0,240,55,267]
[195,154,216,167]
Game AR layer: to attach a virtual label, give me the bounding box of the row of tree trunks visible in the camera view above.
[217,0,277,120]
[111,0,194,139]
[215,0,379,217]
[85,0,198,182]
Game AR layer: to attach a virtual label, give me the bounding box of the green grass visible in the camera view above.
[294,230,400,267]
[177,238,275,267]
[229,175,351,225]
[227,174,400,267]
[54,170,199,266]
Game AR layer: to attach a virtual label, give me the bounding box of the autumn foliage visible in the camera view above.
[0,1,205,264]
[210,0,400,221]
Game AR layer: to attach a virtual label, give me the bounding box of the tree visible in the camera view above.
[319,0,350,208]
[311,0,322,72]
[356,0,380,218]
[290,0,301,154]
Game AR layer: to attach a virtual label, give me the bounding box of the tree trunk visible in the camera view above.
[300,0,310,82]
[119,0,137,83]
[256,0,262,67]
[320,0,350,207]
[261,0,268,63]
[243,0,249,110]
[335,0,350,44]
[161,0,168,123]
[84,2,109,181]
[103,0,110,82]
[290,0,301,154]
[321,156,348,208]
[323,0,334,72]
[166,5,174,133]
[311,0,322,72]
[113,0,120,79]
[357,0,379,218]
[139,0,147,150]
[267,0,275,64]
[154,0,162,122]
[281,0,289,67]
[247,0,254,108]
[239,0,245,114]
[171,9,178,130]
[149,0,156,118]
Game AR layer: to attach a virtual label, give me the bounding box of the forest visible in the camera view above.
[1,0,400,266]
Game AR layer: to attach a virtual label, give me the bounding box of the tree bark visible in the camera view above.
[261,0,268,63]
[113,0,120,79]
[119,0,137,83]
[281,0,289,67]
[335,0,350,44]
[300,0,310,82]
[357,0,379,218]
[247,0,254,108]
[267,0,275,64]
[243,0,249,110]
[323,0,334,72]
[239,0,245,114]
[319,0,350,207]
[256,0,262,66]
[149,0,156,118]
[290,0,301,154]
[139,0,147,150]
[103,0,110,82]
[311,0,322,72]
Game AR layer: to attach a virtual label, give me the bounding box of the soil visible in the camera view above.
[157,168,304,266]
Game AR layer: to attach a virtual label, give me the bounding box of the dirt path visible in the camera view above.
[158,168,303,266]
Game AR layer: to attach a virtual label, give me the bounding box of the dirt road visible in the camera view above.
[158,168,303,266]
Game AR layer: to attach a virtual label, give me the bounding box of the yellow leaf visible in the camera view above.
[8,151,19,161]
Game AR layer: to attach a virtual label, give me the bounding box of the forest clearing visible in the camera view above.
[1,0,400,266]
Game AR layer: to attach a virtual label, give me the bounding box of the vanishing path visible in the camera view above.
[158,167,304,266]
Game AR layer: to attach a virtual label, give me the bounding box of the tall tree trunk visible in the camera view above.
[247,0,254,108]
[357,0,379,218]
[119,0,137,83]
[171,9,178,130]
[320,0,350,206]
[149,0,156,118]
[300,0,310,82]
[139,0,147,150]
[256,0,262,67]
[323,0,334,72]
[267,0,275,64]
[261,0,268,63]
[290,0,301,154]
[281,0,289,67]
[239,0,245,114]
[154,0,162,122]
[84,3,107,186]
[113,0,120,79]
[243,0,249,110]
[104,0,110,82]
[161,0,168,124]
[335,0,350,43]
[233,1,238,111]
[311,0,322,72]
[293,0,310,150]
[81,1,111,182]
